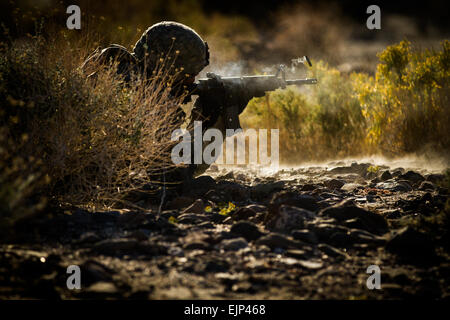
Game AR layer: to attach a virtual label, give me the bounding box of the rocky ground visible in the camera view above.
[1,160,449,299]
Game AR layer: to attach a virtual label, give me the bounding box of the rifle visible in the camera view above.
[190,57,318,130]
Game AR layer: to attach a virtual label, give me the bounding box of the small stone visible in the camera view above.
[183,241,209,251]
[270,205,315,232]
[399,171,425,185]
[380,170,392,181]
[318,244,350,259]
[324,179,345,190]
[291,229,318,244]
[300,184,318,191]
[220,237,248,251]
[166,196,195,210]
[177,213,206,224]
[86,281,118,294]
[297,260,323,269]
[419,181,436,191]
[341,183,362,192]
[425,174,444,184]
[168,246,184,257]
[285,249,309,259]
[319,199,388,235]
[251,181,285,199]
[386,226,435,259]
[232,207,257,221]
[269,191,318,214]
[182,199,204,214]
[76,232,101,244]
[255,233,303,250]
[230,221,263,241]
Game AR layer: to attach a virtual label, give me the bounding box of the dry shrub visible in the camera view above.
[0,34,185,217]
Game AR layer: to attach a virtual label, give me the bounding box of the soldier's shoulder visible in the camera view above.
[81,44,138,80]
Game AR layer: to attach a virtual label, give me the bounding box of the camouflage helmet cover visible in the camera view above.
[133,21,209,78]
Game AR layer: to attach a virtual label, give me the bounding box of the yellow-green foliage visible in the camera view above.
[242,40,450,163]
[356,40,450,154]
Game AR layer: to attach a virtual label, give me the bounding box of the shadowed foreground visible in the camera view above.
[0,160,449,299]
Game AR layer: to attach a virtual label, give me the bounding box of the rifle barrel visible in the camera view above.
[285,78,318,85]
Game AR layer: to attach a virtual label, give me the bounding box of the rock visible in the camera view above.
[285,249,310,259]
[232,207,257,221]
[216,181,250,202]
[117,211,149,229]
[210,213,227,223]
[268,191,318,217]
[80,260,114,286]
[220,171,234,180]
[182,199,205,214]
[91,238,166,256]
[230,221,263,241]
[419,181,436,191]
[177,213,206,224]
[92,238,138,255]
[291,229,318,244]
[168,246,184,257]
[297,260,324,269]
[300,184,318,191]
[310,223,348,240]
[348,229,386,245]
[380,170,393,181]
[341,183,362,193]
[386,227,435,259]
[207,164,219,172]
[426,173,445,184]
[268,205,315,232]
[204,189,225,202]
[76,232,101,244]
[85,281,118,295]
[250,181,285,200]
[195,221,214,229]
[399,171,425,185]
[376,180,413,192]
[255,233,303,250]
[220,237,248,251]
[166,196,195,210]
[318,244,350,259]
[382,209,403,219]
[319,199,388,235]
[391,168,405,177]
[324,179,345,190]
[125,229,150,241]
[183,175,216,196]
[183,241,210,251]
[328,162,370,175]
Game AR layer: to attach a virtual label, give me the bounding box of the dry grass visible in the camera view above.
[0,32,186,221]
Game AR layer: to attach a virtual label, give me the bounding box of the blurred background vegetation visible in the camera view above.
[0,0,449,218]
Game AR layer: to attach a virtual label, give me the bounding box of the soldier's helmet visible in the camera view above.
[133,21,209,81]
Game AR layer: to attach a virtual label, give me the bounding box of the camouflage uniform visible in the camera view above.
[81,21,218,193]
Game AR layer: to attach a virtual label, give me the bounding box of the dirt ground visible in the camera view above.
[1,159,449,299]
